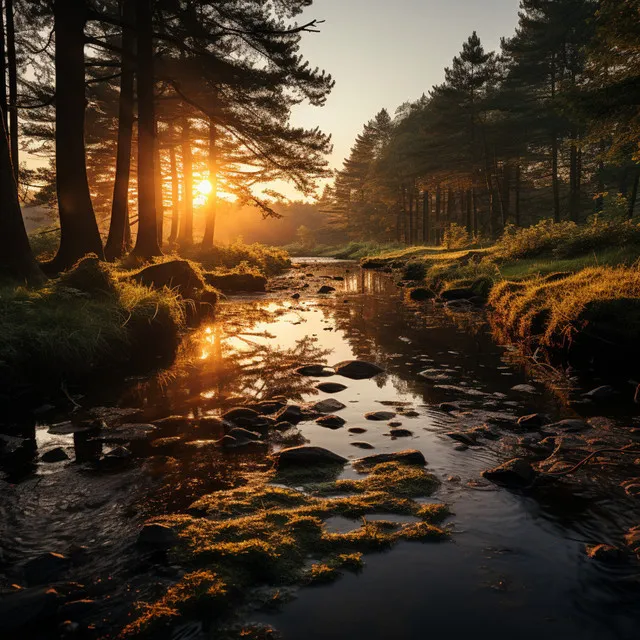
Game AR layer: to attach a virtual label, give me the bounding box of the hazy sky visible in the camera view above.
[290,0,522,172]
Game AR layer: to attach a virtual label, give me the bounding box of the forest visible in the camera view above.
[1,2,640,640]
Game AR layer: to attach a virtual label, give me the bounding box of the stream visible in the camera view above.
[1,258,639,639]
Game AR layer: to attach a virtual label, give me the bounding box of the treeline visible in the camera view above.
[327,0,640,244]
[0,0,333,282]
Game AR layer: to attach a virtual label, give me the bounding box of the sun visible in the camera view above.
[197,179,213,196]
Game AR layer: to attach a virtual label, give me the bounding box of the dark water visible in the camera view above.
[1,259,639,639]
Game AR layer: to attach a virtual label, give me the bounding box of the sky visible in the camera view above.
[288,0,523,176]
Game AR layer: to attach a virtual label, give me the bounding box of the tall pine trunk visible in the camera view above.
[201,119,218,248]
[514,164,521,226]
[0,5,7,134]
[551,134,560,222]
[132,0,161,258]
[629,168,640,219]
[434,185,441,245]
[168,144,179,242]
[6,0,17,183]
[46,0,104,271]
[0,109,44,284]
[155,126,164,245]
[178,118,193,246]
[105,0,135,261]
[422,190,430,244]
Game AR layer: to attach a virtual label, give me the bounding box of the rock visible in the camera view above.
[454,444,468,451]
[315,382,347,394]
[332,276,345,281]
[582,385,616,401]
[316,415,346,429]
[40,447,70,463]
[137,523,178,547]
[516,413,550,429]
[544,419,589,433]
[0,587,61,632]
[222,407,261,425]
[399,410,419,417]
[152,415,191,433]
[227,427,262,443]
[354,449,427,468]
[318,285,336,294]
[348,427,367,434]
[48,421,99,436]
[275,405,306,424]
[312,398,346,413]
[272,446,348,469]
[482,458,536,487]
[295,364,335,377]
[389,429,413,438]
[203,272,267,293]
[58,599,96,619]
[0,433,32,457]
[365,411,396,421]
[408,287,435,301]
[97,423,156,443]
[445,431,479,446]
[440,287,475,301]
[351,442,375,449]
[388,421,403,427]
[510,384,538,394]
[334,360,384,380]
[99,445,133,469]
[130,260,213,301]
[23,552,70,585]
[438,403,459,412]
[586,544,627,563]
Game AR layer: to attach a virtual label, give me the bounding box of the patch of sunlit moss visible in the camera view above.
[334,462,440,497]
[399,521,450,542]
[119,570,229,638]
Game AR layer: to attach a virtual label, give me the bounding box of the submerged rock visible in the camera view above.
[272,446,348,469]
[222,407,261,425]
[318,285,336,294]
[295,364,335,377]
[582,385,617,401]
[334,360,385,380]
[440,287,475,301]
[348,427,367,434]
[204,272,267,293]
[510,384,538,394]
[389,429,413,438]
[312,398,346,413]
[516,413,550,429]
[408,287,436,301]
[316,415,346,429]
[365,411,396,421]
[544,418,589,433]
[624,526,640,556]
[482,458,536,487]
[315,382,347,394]
[351,442,375,449]
[40,447,69,463]
[445,431,479,446]
[586,543,627,563]
[354,449,427,468]
[275,405,305,424]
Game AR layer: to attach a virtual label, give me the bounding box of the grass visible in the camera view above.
[0,256,186,403]
[121,462,449,637]
[284,241,405,260]
[361,218,640,368]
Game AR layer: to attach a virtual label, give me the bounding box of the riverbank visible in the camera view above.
[0,241,291,415]
[361,219,640,377]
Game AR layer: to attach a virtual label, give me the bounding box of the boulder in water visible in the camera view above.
[354,449,427,468]
[334,360,384,380]
[272,446,348,469]
[482,458,536,487]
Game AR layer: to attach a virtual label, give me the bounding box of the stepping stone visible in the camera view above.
[365,411,396,421]
[316,382,347,394]
[334,360,384,380]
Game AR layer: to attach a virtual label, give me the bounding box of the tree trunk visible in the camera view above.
[514,164,521,226]
[155,123,164,245]
[434,185,441,245]
[569,133,579,222]
[551,134,560,222]
[46,0,104,272]
[629,169,640,219]
[168,144,179,242]
[201,119,218,248]
[501,163,511,225]
[178,118,193,246]
[422,190,429,244]
[0,5,7,133]
[132,0,161,258]
[472,188,478,237]
[466,189,472,234]
[0,108,44,283]
[104,0,135,261]
[407,188,414,245]
[6,0,18,183]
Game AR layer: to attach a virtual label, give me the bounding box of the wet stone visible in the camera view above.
[275,405,305,424]
[272,446,348,469]
[586,544,627,563]
[315,382,348,394]
[334,360,385,380]
[517,413,550,429]
[582,385,617,401]
[318,285,336,294]
[482,458,536,487]
[348,427,367,434]
[222,407,261,424]
[389,429,413,438]
[23,552,70,586]
[40,447,70,463]
[0,587,61,632]
[296,364,335,377]
[316,415,346,429]
[354,449,427,468]
[438,403,459,413]
[312,398,347,413]
[454,444,469,452]
[445,431,479,446]
[544,419,589,433]
[510,384,538,394]
[138,523,178,547]
[351,442,375,449]
[58,599,96,619]
[365,411,396,421]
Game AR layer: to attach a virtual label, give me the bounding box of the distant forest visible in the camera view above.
[323,0,640,244]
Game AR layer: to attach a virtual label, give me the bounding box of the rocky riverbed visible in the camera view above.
[1,258,639,640]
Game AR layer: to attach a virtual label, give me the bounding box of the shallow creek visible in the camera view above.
[1,259,640,639]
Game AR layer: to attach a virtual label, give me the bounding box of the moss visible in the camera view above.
[119,571,229,638]
[126,462,448,637]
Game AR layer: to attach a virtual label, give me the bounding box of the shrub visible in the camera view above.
[401,260,427,281]
[443,223,471,250]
